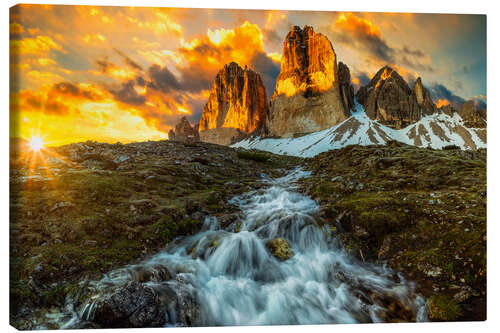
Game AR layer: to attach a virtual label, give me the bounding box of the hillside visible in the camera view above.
[299,141,486,321]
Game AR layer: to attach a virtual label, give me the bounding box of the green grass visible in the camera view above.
[237,150,270,162]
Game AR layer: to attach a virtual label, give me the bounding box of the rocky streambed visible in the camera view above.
[9,139,486,328]
[35,168,427,328]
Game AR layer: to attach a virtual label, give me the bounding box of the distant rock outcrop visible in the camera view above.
[356,66,437,129]
[412,77,437,116]
[266,26,352,138]
[198,62,268,145]
[458,101,487,128]
[169,116,200,143]
[338,61,356,113]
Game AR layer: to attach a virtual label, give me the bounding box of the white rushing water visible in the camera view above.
[62,168,427,328]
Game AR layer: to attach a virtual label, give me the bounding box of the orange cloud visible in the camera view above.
[335,13,381,38]
[436,99,450,108]
[10,22,24,34]
[10,35,63,56]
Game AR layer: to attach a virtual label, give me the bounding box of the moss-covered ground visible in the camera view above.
[300,141,486,321]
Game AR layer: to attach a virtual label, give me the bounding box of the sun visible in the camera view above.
[28,136,45,152]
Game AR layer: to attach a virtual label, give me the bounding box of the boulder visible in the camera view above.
[266,237,294,261]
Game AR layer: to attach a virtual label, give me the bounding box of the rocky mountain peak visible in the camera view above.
[412,77,437,116]
[266,25,352,138]
[169,116,200,143]
[356,66,437,129]
[198,62,268,145]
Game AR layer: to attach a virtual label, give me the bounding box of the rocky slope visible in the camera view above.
[356,66,436,129]
[266,26,352,137]
[198,62,268,145]
[233,101,486,157]
[9,139,299,329]
[300,141,486,321]
[168,116,200,143]
[458,101,487,128]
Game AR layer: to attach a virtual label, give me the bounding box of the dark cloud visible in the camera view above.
[147,64,180,93]
[110,80,146,106]
[428,83,466,109]
[95,58,113,73]
[333,31,394,63]
[25,94,42,109]
[399,55,435,72]
[44,99,69,115]
[401,45,425,58]
[357,72,371,87]
[262,28,282,45]
[113,47,143,71]
[176,64,214,93]
[51,82,98,100]
[250,52,280,97]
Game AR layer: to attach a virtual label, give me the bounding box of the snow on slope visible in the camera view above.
[232,102,486,158]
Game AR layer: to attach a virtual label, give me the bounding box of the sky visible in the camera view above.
[9,4,486,146]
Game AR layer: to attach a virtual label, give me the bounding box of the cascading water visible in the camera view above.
[61,168,427,328]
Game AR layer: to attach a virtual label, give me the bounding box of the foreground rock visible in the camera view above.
[266,26,352,137]
[266,237,294,261]
[199,62,268,145]
[356,66,437,129]
[168,116,200,143]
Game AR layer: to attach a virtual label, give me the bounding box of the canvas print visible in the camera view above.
[9,4,486,329]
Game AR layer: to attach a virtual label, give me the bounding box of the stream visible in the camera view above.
[56,168,427,328]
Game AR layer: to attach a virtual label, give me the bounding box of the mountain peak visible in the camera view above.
[198,62,268,145]
[356,66,436,129]
[266,25,352,137]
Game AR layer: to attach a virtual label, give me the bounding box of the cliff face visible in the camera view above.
[199,62,268,145]
[356,66,437,129]
[266,26,352,138]
[412,77,437,116]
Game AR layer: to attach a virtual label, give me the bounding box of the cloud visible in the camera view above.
[10,22,24,36]
[175,21,275,95]
[428,83,466,109]
[146,64,181,93]
[10,35,63,56]
[110,80,146,106]
[333,13,394,62]
[249,51,281,97]
[331,13,434,75]
[50,82,101,100]
[113,47,143,71]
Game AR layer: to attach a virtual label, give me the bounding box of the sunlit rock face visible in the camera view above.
[356,66,438,129]
[169,116,200,143]
[199,62,268,145]
[266,26,352,138]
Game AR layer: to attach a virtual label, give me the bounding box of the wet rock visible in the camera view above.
[50,202,75,212]
[91,281,165,328]
[266,237,294,261]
